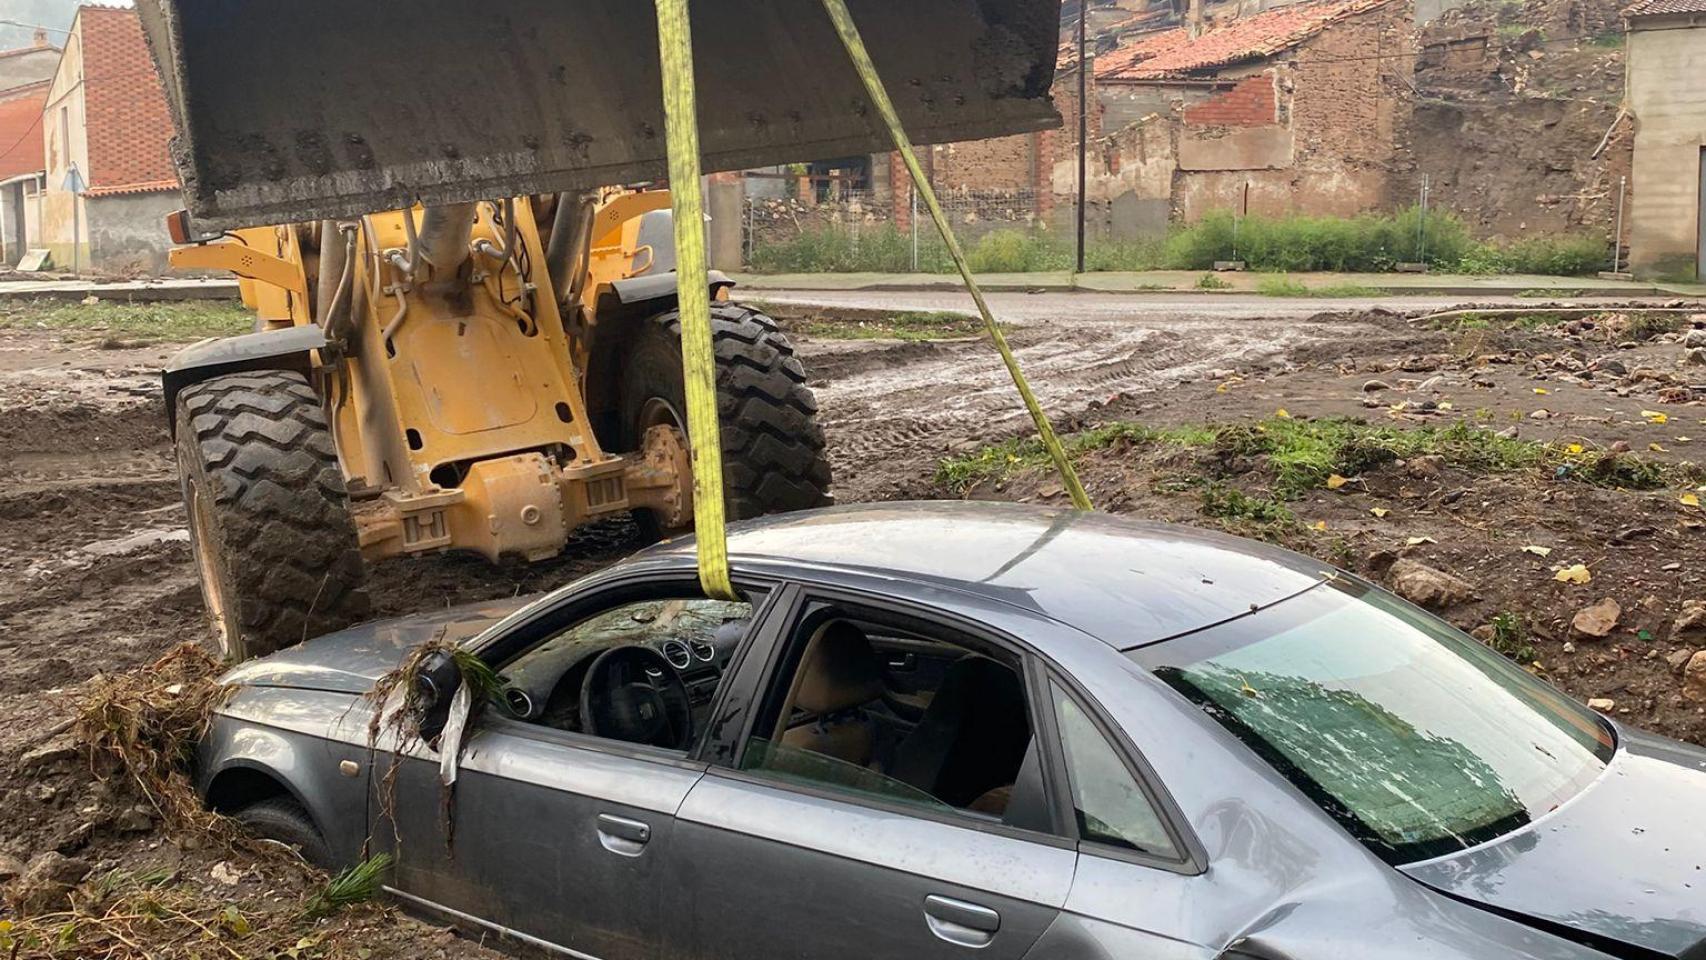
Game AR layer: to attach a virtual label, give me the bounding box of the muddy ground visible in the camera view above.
[1,293,1704,953]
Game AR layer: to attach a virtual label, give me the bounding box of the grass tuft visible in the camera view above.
[936,415,1695,497]
[1199,484,1294,525]
[792,309,981,341]
[302,854,394,920]
[748,207,1609,277]
[1487,612,1536,663]
[1255,275,1309,297]
[0,298,251,343]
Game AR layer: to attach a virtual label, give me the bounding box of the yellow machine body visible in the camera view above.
[172,194,695,564]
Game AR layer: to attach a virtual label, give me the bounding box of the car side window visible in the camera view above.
[496,596,753,753]
[737,601,1052,834]
[1050,681,1178,858]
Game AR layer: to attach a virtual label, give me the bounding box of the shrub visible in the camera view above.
[750,224,954,273]
[1458,234,1610,276]
[1256,274,1309,297]
[1161,206,1475,272]
[964,229,1071,273]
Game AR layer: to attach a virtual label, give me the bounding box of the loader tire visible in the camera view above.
[173,370,370,662]
[620,302,833,535]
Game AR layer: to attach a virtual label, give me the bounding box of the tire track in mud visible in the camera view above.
[0,362,195,693]
[792,303,1423,501]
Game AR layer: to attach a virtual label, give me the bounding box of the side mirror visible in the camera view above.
[412,650,462,745]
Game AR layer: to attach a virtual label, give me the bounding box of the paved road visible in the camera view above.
[0,277,239,301]
[752,288,1693,323]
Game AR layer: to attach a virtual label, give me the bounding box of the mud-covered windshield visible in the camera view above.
[1131,579,1614,864]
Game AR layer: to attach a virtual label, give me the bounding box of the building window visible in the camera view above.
[59,106,69,172]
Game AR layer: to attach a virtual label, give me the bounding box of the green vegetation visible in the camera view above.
[302,854,394,920]
[1428,310,1569,331]
[936,415,1692,497]
[1199,484,1295,525]
[1255,274,1309,297]
[1196,273,1235,291]
[0,297,251,342]
[936,421,1216,491]
[1487,612,1536,663]
[793,309,981,341]
[1456,234,1610,276]
[1163,206,1473,273]
[1316,282,1383,298]
[751,206,1611,278]
[1430,310,1682,341]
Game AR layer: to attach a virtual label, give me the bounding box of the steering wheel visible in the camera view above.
[579,645,694,750]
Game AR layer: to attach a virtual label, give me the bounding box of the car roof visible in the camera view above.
[640,501,1333,649]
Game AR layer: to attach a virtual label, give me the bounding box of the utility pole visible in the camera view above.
[1075,0,1088,275]
[63,162,86,277]
[1612,175,1627,274]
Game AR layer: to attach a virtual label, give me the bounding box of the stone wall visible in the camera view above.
[84,190,177,275]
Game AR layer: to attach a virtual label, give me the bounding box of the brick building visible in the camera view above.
[1084,0,1415,232]
[864,0,1413,240]
[39,6,180,274]
[0,30,59,265]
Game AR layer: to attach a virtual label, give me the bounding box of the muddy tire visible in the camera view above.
[173,370,370,662]
[619,302,833,535]
[234,797,333,867]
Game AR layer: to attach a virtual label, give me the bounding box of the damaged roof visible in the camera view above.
[1623,0,1706,17]
[1093,0,1400,80]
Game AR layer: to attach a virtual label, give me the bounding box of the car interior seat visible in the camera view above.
[776,620,885,767]
[888,655,1031,809]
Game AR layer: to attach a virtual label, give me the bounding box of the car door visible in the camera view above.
[661,591,1078,960]
[372,580,771,960]
[374,721,703,959]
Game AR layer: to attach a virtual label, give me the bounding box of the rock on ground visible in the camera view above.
[1674,600,1706,640]
[1571,597,1622,640]
[4,851,91,915]
[1685,651,1706,704]
[1386,558,1476,609]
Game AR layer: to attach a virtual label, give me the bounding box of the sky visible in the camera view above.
[0,0,132,51]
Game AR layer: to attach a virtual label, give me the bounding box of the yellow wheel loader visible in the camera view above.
[138,0,1065,661]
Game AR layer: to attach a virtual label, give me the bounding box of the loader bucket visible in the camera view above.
[136,0,1064,231]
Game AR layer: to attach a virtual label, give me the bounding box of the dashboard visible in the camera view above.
[496,605,746,738]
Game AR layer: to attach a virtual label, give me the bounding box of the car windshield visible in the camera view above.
[1131,578,1614,865]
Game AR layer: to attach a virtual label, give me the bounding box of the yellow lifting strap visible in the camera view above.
[653,0,737,600]
[654,0,1093,600]
[818,0,1093,512]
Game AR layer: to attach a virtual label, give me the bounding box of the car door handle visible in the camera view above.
[923,894,1000,948]
[596,814,651,856]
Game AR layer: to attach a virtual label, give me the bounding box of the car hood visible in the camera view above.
[1402,729,1706,959]
[219,597,533,695]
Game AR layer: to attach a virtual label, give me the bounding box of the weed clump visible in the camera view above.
[1487,612,1536,663]
[76,644,233,835]
[1199,484,1294,525]
[936,415,1694,497]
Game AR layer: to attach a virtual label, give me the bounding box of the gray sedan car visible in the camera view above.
[201,502,1706,960]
